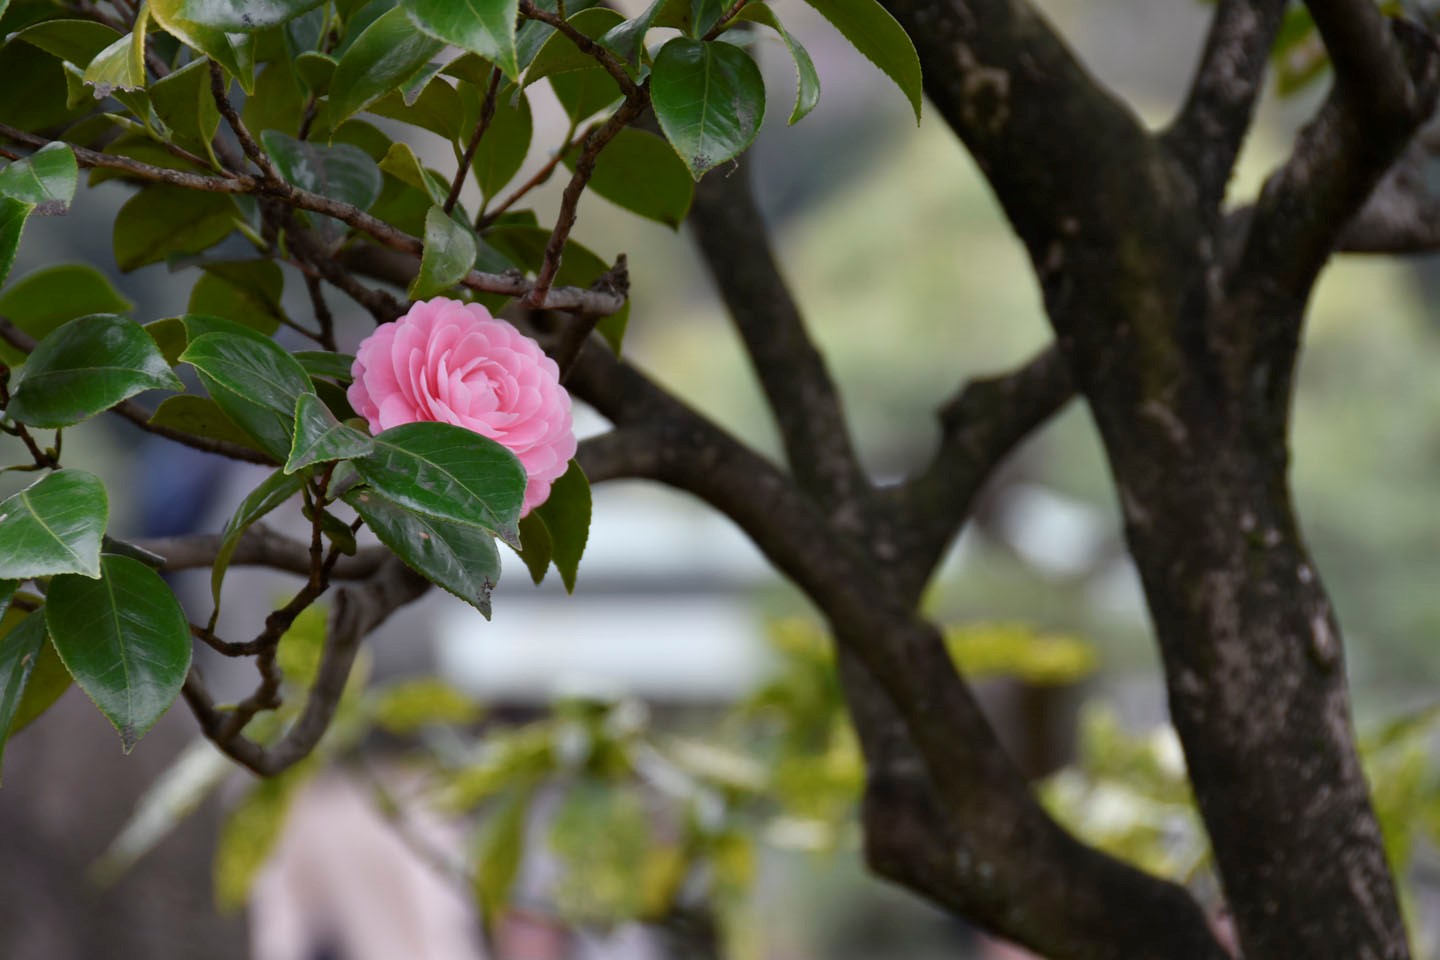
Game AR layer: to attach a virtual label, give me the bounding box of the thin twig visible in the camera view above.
[446,68,504,215]
[477,120,583,229]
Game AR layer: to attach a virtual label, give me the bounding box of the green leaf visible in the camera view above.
[82,15,147,98]
[345,487,501,617]
[46,554,192,752]
[515,511,552,585]
[401,0,521,80]
[150,0,256,91]
[213,763,312,911]
[534,460,589,593]
[286,392,375,474]
[369,677,483,734]
[7,629,70,738]
[472,86,532,201]
[294,50,337,95]
[410,205,477,299]
[798,0,920,122]
[0,611,47,781]
[0,264,133,365]
[562,127,691,227]
[209,468,306,617]
[243,60,307,140]
[328,6,445,129]
[472,788,532,932]
[6,314,182,429]
[0,42,88,134]
[181,330,316,460]
[113,185,239,271]
[525,8,624,86]
[368,73,464,141]
[187,259,288,336]
[353,421,528,545]
[0,582,13,620]
[736,4,820,124]
[0,471,107,581]
[379,142,448,203]
[148,395,269,454]
[294,351,357,382]
[260,131,382,211]
[9,19,122,68]
[652,38,765,179]
[599,0,671,64]
[0,197,32,289]
[153,0,325,33]
[149,58,223,161]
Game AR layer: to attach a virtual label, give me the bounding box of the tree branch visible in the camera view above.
[0,125,626,316]
[886,346,1074,593]
[686,161,868,515]
[183,558,429,777]
[130,524,388,580]
[1230,12,1440,303]
[1163,0,1288,212]
[876,0,1158,261]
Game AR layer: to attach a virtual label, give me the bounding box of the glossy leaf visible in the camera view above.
[46,554,192,752]
[368,74,464,141]
[0,611,47,780]
[6,314,182,429]
[261,131,382,211]
[0,142,77,214]
[0,43,87,134]
[535,460,589,593]
[188,259,287,336]
[210,468,307,617]
[294,351,357,382]
[327,7,445,128]
[153,0,325,32]
[0,197,31,288]
[0,471,107,581]
[150,0,256,91]
[9,19,121,67]
[243,61,307,139]
[798,0,920,122]
[525,8,624,86]
[472,86,532,201]
[562,127,691,227]
[549,66,622,124]
[410,205,477,299]
[401,0,521,80]
[286,393,375,474]
[149,58,223,161]
[345,487,501,617]
[294,50,337,95]
[181,331,316,459]
[81,15,147,98]
[515,511,552,585]
[599,0,674,64]
[0,264,133,365]
[148,395,268,454]
[113,186,239,271]
[652,38,766,179]
[379,142,448,203]
[353,422,527,545]
[7,631,70,738]
[0,582,13,621]
[737,3,820,124]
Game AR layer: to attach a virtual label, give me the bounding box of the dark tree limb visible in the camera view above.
[130,525,389,580]
[886,345,1074,595]
[183,558,429,777]
[686,161,869,515]
[1163,0,1288,212]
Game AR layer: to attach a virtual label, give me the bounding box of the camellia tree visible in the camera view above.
[1,0,1439,957]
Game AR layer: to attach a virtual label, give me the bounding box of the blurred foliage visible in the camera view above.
[1043,701,1440,957]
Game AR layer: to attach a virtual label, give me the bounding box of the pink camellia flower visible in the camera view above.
[348,297,576,516]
